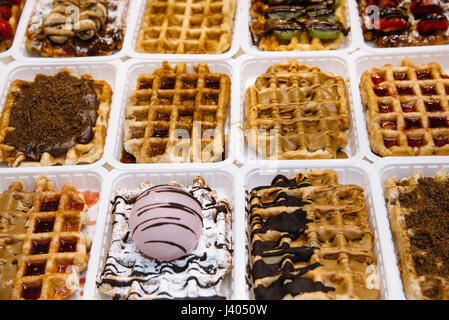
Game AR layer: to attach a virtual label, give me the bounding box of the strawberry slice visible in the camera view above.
[369,0,399,8]
[0,6,11,20]
[10,0,22,5]
[0,17,12,40]
[411,0,443,17]
[379,17,408,32]
[417,14,449,34]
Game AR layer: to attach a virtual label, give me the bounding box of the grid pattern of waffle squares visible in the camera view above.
[136,0,236,54]
[245,59,350,159]
[123,61,230,163]
[360,58,449,156]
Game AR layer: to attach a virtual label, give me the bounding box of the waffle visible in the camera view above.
[360,58,449,157]
[0,68,112,167]
[249,0,349,51]
[0,0,26,53]
[384,169,449,299]
[244,59,350,160]
[0,176,91,300]
[26,0,129,57]
[247,170,380,300]
[97,176,233,300]
[136,0,236,54]
[123,61,230,163]
[357,0,449,48]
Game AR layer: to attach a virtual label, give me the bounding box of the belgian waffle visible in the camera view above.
[0,68,112,167]
[26,0,129,57]
[0,176,91,300]
[123,61,230,163]
[385,169,449,299]
[0,0,25,53]
[244,59,350,159]
[249,0,349,51]
[136,0,236,54]
[360,58,449,157]
[247,170,380,300]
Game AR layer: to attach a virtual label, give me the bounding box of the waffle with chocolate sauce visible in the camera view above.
[136,0,236,54]
[385,169,449,299]
[0,68,112,167]
[247,170,380,300]
[25,0,129,57]
[357,0,449,48]
[0,0,26,53]
[249,0,349,51]
[360,58,449,157]
[244,59,349,159]
[0,176,91,300]
[123,61,230,163]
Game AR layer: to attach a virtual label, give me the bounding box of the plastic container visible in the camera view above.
[0,0,30,60]
[127,0,241,60]
[11,0,138,62]
[84,166,241,300]
[234,54,362,166]
[238,162,402,300]
[106,58,237,170]
[349,50,449,163]
[373,158,449,300]
[0,166,108,300]
[0,59,123,170]
[240,0,357,56]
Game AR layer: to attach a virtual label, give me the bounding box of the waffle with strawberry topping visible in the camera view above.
[357,0,449,47]
[0,0,25,53]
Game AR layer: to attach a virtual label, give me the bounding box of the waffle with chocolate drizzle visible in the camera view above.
[250,0,349,51]
[247,170,380,300]
[360,58,449,157]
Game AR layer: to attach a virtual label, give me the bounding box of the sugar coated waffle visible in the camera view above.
[136,0,236,54]
[123,61,230,163]
[360,58,449,157]
[0,176,91,300]
[0,68,112,167]
[385,169,449,299]
[0,0,26,53]
[247,170,380,300]
[244,59,350,159]
[249,0,349,51]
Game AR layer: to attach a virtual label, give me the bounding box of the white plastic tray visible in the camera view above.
[233,54,362,166]
[11,0,138,62]
[127,0,241,60]
[106,58,237,170]
[0,59,123,171]
[0,166,109,300]
[240,0,357,56]
[349,51,449,163]
[238,162,402,300]
[0,0,30,60]
[84,166,241,300]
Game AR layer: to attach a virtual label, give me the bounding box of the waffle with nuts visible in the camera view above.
[357,0,449,47]
[0,0,26,53]
[249,0,349,51]
[244,59,350,160]
[360,58,449,157]
[0,68,112,167]
[136,0,236,54]
[0,176,91,300]
[384,169,449,299]
[123,61,230,163]
[247,170,380,300]
[26,0,129,57]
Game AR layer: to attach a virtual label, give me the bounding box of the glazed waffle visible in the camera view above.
[136,0,236,54]
[244,59,350,159]
[0,0,25,53]
[385,169,449,299]
[0,68,112,167]
[249,0,348,51]
[26,0,129,57]
[123,61,230,163]
[247,170,379,300]
[360,58,449,157]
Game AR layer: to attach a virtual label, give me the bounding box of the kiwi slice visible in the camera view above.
[273,30,303,40]
[307,29,341,39]
[267,11,304,20]
[333,0,341,9]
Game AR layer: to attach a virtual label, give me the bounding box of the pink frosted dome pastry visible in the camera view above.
[129,184,203,261]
